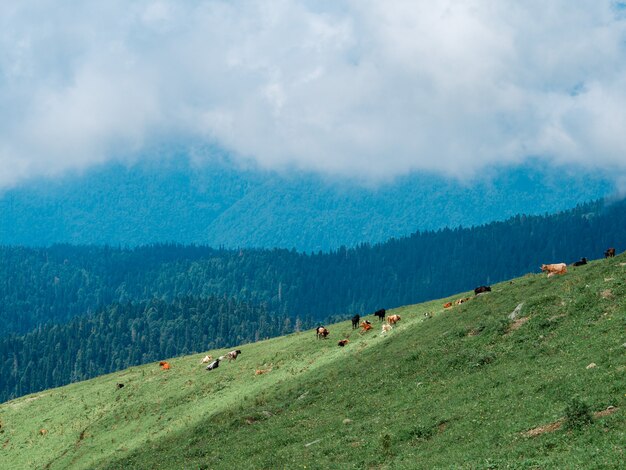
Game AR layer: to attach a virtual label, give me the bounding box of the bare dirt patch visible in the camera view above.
[593,406,619,418]
[523,419,564,437]
[600,289,613,299]
[523,407,619,437]
[508,317,529,333]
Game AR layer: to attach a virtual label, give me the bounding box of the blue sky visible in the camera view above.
[1,1,626,189]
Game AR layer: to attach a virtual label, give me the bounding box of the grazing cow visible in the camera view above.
[443,302,453,308]
[316,326,330,339]
[338,339,350,347]
[360,321,373,332]
[200,355,213,364]
[387,314,401,325]
[605,247,616,258]
[116,383,124,389]
[351,314,360,329]
[381,324,392,333]
[227,350,242,362]
[206,359,220,371]
[159,361,170,370]
[474,285,491,295]
[541,263,567,277]
[455,297,470,306]
[572,257,588,267]
[373,309,386,322]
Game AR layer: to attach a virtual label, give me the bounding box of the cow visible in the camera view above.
[474,285,491,295]
[541,263,567,277]
[443,302,453,308]
[316,326,330,339]
[206,359,220,371]
[424,312,433,319]
[338,339,350,347]
[39,429,48,436]
[360,321,373,332]
[159,361,170,370]
[226,350,242,362]
[373,309,386,322]
[455,297,470,306]
[572,257,588,267]
[351,314,360,329]
[387,314,401,325]
[605,247,616,258]
[200,355,213,364]
[116,383,125,389]
[381,324,392,334]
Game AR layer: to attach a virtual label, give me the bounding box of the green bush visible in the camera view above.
[564,397,593,430]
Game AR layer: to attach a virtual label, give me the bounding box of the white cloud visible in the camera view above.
[1,0,626,188]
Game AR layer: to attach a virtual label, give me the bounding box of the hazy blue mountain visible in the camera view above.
[0,159,614,251]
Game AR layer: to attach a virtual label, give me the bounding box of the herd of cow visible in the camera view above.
[315,308,403,346]
[150,247,619,379]
[541,247,615,278]
[201,349,242,371]
[269,249,620,355]
[444,247,618,308]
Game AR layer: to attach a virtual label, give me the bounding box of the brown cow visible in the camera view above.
[443,302,453,308]
[337,339,350,347]
[387,314,401,325]
[541,263,567,277]
[360,321,373,332]
[605,247,616,258]
[226,350,242,361]
[159,361,170,370]
[316,326,330,339]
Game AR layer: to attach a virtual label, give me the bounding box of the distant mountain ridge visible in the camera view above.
[0,159,614,251]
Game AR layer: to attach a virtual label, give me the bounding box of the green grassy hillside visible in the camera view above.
[1,255,624,469]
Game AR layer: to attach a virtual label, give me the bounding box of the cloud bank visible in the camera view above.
[1,1,626,188]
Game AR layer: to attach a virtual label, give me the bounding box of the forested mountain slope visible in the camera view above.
[2,198,624,337]
[1,253,623,469]
[0,160,613,251]
[2,199,625,402]
[0,297,309,403]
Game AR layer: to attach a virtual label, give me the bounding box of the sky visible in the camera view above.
[1,1,626,189]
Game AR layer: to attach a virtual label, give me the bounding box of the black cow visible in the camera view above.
[206,359,220,371]
[474,285,491,295]
[373,309,386,321]
[351,314,360,329]
[605,248,616,258]
[572,257,588,267]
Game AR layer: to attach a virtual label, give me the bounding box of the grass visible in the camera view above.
[1,254,625,469]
